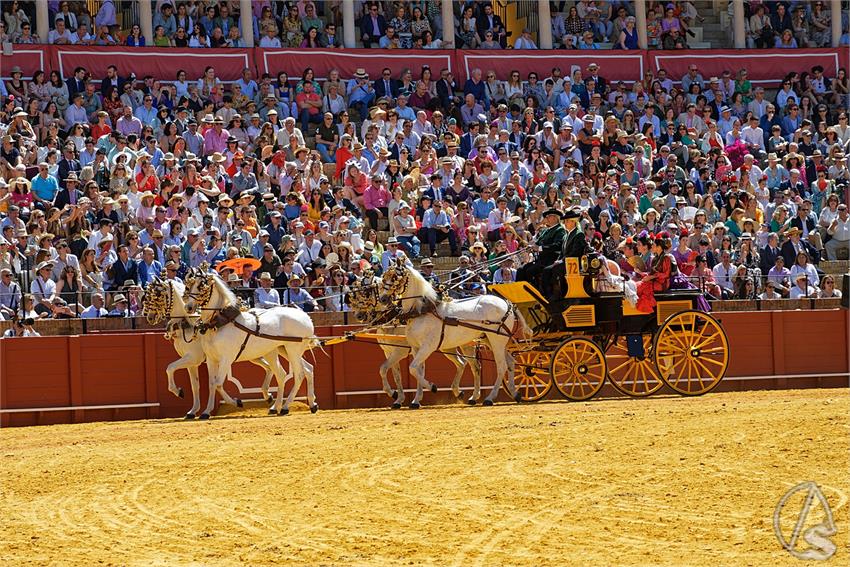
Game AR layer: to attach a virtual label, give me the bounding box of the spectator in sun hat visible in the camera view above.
[283,273,318,312]
[254,272,281,308]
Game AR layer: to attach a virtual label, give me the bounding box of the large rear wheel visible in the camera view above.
[652,310,729,396]
[551,338,607,401]
[606,335,664,397]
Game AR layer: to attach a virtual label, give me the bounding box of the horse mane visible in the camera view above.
[400,263,439,314]
[165,279,188,317]
[209,271,239,307]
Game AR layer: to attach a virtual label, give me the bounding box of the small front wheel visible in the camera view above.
[551,338,607,401]
[509,349,553,402]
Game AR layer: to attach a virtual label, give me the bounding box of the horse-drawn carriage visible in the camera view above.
[143,251,730,417]
[489,256,729,402]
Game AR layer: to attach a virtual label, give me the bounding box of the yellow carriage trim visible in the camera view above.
[655,300,693,326]
[562,305,596,328]
[564,258,590,299]
[621,299,644,317]
[489,281,549,305]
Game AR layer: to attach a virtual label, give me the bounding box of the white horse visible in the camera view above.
[182,269,320,416]
[379,260,531,407]
[348,274,482,407]
[142,277,295,419]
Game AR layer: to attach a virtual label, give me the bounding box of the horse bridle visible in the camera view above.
[379,264,409,304]
[183,269,215,313]
[142,281,170,324]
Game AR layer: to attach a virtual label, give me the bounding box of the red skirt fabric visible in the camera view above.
[636,280,656,313]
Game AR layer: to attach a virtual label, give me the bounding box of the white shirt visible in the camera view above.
[254,286,280,308]
[296,240,322,267]
[741,125,765,148]
[790,284,816,299]
[81,305,108,318]
[712,262,737,291]
[828,215,850,241]
[30,277,56,301]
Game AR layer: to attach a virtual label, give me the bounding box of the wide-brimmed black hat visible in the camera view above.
[542,208,563,218]
[562,208,581,220]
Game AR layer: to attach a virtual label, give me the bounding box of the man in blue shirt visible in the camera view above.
[471,189,496,221]
[134,94,158,130]
[419,201,458,257]
[347,69,375,122]
[234,68,258,100]
[31,163,60,209]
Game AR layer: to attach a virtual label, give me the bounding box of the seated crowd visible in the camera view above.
[8,1,846,52]
[0,25,849,322]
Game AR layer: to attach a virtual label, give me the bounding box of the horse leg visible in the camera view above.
[254,356,275,404]
[201,360,225,419]
[408,346,435,408]
[281,350,306,415]
[216,373,242,408]
[378,346,396,400]
[302,356,318,413]
[484,336,512,405]
[165,359,183,399]
[186,365,202,418]
[165,350,202,417]
[504,352,518,402]
[446,349,466,400]
[456,345,482,404]
[391,363,405,407]
[269,356,288,415]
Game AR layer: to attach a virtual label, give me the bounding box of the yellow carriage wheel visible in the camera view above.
[606,335,664,397]
[508,350,553,402]
[652,310,729,396]
[551,338,607,401]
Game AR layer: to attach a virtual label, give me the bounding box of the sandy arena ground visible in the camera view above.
[1,388,848,566]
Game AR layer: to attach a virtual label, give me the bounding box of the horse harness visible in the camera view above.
[393,296,522,352]
[197,302,308,361]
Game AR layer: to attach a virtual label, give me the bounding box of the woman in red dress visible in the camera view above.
[635,232,676,313]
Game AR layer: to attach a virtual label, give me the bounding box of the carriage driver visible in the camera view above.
[544,207,589,300]
[517,208,565,292]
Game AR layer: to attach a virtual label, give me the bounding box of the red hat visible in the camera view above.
[680,228,689,237]
[300,204,309,212]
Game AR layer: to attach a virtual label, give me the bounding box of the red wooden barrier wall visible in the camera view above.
[1,309,847,427]
[2,46,846,86]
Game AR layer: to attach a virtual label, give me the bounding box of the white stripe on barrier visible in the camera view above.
[0,402,160,414]
[333,372,850,396]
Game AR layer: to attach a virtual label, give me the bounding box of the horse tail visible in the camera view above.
[306,336,326,363]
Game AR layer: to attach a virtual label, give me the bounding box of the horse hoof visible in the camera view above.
[199,413,211,420]
[391,402,402,410]
[391,390,399,400]
[236,398,243,408]
[267,395,274,405]
[268,408,278,415]
[409,402,421,410]
[430,383,438,394]
[177,387,185,398]
[514,392,522,403]
[467,399,477,406]
[310,404,319,414]
[482,399,494,407]
[280,408,289,416]
[184,413,195,420]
